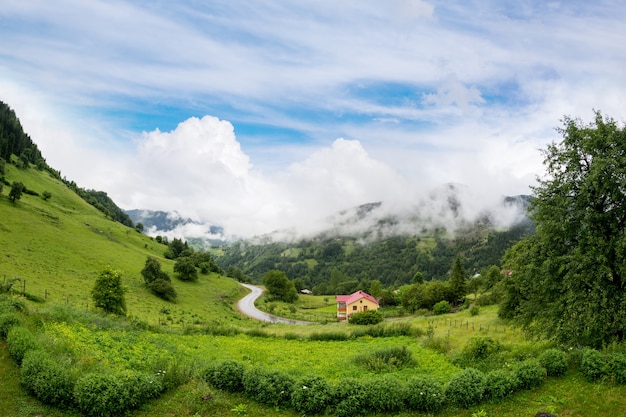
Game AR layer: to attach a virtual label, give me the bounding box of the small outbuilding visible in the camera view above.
[336,290,379,320]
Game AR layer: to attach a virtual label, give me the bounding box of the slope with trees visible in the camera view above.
[216,219,533,295]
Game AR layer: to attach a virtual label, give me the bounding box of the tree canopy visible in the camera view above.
[502,112,626,347]
[91,266,127,315]
[262,270,298,303]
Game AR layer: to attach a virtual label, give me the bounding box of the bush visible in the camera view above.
[514,360,546,390]
[350,322,417,338]
[609,352,626,384]
[470,305,480,316]
[404,375,445,412]
[462,337,502,362]
[152,358,193,391]
[242,367,294,407]
[484,369,517,401]
[362,375,405,413]
[355,346,414,372]
[308,331,348,341]
[539,349,568,377]
[334,378,369,417]
[581,349,608,382]
[291,376,334,415]
[6,326,40,365]
[0,312,20,339]
[20,350,75,408]
[445,368,486,408]
[348,310,383,325]
[147,279,177,302]
[74,371,162,417]
[432,300,452,315]
[204,360,245,392]
[91,266,127,315]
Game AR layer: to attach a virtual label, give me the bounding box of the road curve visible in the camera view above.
[237,283,312,325]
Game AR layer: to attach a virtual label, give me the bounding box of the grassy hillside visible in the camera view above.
[2,155,626,417]
[0,163,243,326]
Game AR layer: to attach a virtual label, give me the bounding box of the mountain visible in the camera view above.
[125,209,227,248]
[214,192,534,291]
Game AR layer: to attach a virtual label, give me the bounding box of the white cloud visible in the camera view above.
[1,1,625,240]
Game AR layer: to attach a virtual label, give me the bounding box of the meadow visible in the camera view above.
[3,164,626,416]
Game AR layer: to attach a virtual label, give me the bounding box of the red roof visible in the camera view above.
[336,290,378,305]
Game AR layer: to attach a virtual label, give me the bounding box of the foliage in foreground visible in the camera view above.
[502,112,626,347]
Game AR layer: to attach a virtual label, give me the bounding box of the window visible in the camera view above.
[352,306,357,311]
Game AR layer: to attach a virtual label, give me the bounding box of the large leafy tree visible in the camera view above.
[502,112,626,347]
[262,270,298,303]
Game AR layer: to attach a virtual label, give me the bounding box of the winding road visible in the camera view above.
[237,283,312,325]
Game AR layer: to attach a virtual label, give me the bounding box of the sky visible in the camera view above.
[1,0,625,239]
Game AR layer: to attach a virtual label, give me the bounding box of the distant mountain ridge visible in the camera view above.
[125,209,227,248]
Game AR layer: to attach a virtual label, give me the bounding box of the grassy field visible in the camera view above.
[3,164,626,416]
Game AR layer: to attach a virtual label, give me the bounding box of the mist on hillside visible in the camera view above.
[116,115,534,243]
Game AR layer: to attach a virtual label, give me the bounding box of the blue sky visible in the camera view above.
[1,0,625,238]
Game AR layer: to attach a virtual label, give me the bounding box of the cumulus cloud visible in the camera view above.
[2,1,624,242]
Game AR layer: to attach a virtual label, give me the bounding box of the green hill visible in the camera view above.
[0,161,243,327]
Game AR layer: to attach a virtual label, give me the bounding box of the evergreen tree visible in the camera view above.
[449,256,467,305]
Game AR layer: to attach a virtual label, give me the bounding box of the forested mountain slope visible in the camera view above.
[215,207,534,293]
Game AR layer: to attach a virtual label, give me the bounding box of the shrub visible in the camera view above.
[348,310,383,325]
[404,375,445,412]
[355,346,414,372]
[334,378,369,417]
[6,326,40,365]
[74,370,162,417]
[308,331,348,341]
[20,350,75,408]
[152,358,193,391]
[291,376,334,415]
[242,367,294,407]
[484,369,517,401]
[363,375,405,413]
[539,349,568,377]
[445,368,486,408]
[204,360,245,392]
[0,312,20,339]
[607,352,626,384]
[463,337,502,361]
[245,328,271,338]
[351,321,417,338]
[581,349,608,382]
[91,266,127,315]
[147,279,177,302]
[470,304,480,316]
[514,360,546,390]
[432,300,452,315]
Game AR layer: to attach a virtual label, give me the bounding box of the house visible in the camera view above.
[336,290,379,320]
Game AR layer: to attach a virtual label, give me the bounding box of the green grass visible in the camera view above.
[3,164,626,416]
[0,164,243,327]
